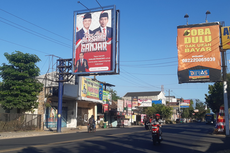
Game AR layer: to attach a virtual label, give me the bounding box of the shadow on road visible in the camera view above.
[9,123,230,153]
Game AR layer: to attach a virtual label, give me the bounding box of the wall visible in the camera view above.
[67,101,77,128]
[158,92,166,105]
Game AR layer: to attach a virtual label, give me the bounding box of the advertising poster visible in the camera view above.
[81,77,100,100]
[138,99,152,107]
[221,26,230,50]
[141,114,146,123]
[132,96,138,107]
[117,99,124,112]
[103,104,109,113]
[103,90,111,104]
[177,22,221,83]
[73,9,114,75]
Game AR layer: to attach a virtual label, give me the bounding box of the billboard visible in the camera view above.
[73,6,119,76]
[177,22,221,83]
[117,99,123,112]
[138,99,152,107]
[81,77,100,100]
[221,26,230,50]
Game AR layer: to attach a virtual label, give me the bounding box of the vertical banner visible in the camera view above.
[132,96,138,107]
[117,99,124,112]
[73,7,116,75]
[103,91,111,104]
[221,26,230,50]
[126,100,132,115]
[177,22,221,83]
[103,104,109,113]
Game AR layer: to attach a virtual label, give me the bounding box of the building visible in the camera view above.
[36,72,113,130]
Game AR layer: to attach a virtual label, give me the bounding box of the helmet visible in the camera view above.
[155,114,160,117]
[91,115,94,118]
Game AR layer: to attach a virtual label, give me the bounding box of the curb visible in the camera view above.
[0,126,143,140]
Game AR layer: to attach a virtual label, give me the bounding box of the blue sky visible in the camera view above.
[1,0,230,102]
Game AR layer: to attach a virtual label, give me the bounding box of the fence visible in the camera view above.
[0,113,41,132]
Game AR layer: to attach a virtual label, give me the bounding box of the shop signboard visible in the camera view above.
[81,77,100,100]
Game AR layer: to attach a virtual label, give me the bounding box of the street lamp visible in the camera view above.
[184,14,189,25]
[205,10,211,23]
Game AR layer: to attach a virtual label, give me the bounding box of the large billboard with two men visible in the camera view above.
[73,6,119,76]
[177,22,221,83]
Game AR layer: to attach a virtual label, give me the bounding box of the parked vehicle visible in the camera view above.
[88,123,96,133]
[151,121,162,145]
[205,113,214,124]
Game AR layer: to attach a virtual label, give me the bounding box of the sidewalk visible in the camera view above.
[0,125,142,139]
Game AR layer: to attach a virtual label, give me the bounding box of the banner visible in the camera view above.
[221,26,230,50]
[117,99,124,112]
[73,8,115,75]
[177,22,221,83]
[132,96,138,107]
[141,114,146,123]
[81,77,100,100]
[138,99,152,107]
[103,104,109,113]
[103,91,111,104]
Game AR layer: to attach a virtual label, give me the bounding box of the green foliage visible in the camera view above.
[182,99,195,118]
[145,103,173,119]
[194,99,209,119]
[107,88,121,101]
[205,73,230,113]
[0,51,43,112]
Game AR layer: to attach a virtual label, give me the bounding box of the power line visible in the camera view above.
[0,38,50,55]
[0,8,71,41]
[0,18,71,48]
[121,56,177,62]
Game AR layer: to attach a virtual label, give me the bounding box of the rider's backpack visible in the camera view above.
[89,118,93,124]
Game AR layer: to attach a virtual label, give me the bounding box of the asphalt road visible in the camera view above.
[0,123,229,153]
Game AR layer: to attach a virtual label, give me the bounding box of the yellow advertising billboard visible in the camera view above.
[177,22,221,83]
[221,26,230,50]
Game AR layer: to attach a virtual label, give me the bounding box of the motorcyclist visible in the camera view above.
[89,115,96,129]
[151,114,163,140]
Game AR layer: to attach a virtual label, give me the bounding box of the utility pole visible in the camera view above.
[221,50,229,136]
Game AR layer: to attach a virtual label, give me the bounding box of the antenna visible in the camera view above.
[78,1,90,12]
[184,14,189,25]
[205,10,211,23]
[96,0,103,10]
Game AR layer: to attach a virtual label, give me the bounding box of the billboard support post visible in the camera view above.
[57,60,63,133]
[221,50,229,136]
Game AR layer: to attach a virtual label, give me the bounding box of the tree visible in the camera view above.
[194,99,209,120]
[145,103,173,119]
[205,73,230,113]
[107,88,121,101]
[0,51,43,112]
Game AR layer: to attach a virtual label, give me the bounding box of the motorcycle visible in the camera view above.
[151,122,162,145]
[88,123,96,133]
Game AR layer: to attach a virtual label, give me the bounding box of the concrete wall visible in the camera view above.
[67,101,77,128]
[158,92,166,105]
